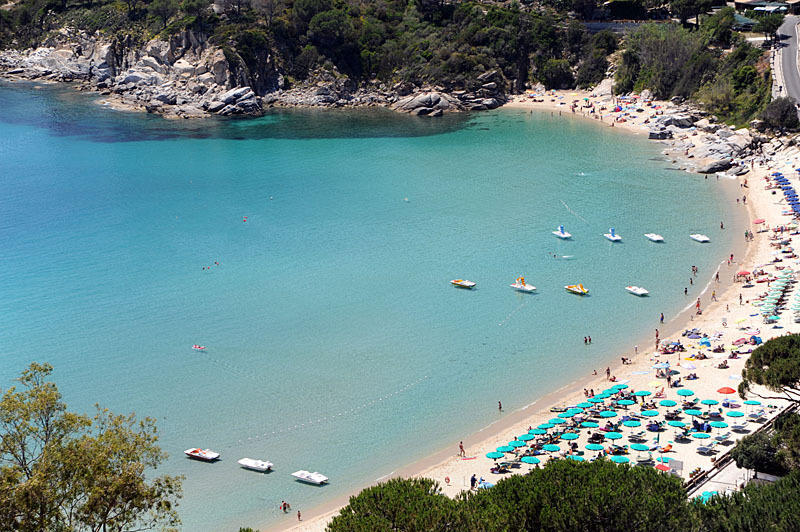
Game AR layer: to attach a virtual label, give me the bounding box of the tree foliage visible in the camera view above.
[0,363,182,532]
[759,97,800,131]
[729,431,787,477]
[741,334,800,401]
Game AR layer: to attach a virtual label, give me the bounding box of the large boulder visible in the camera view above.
[697,158,732,173]
[392,91,462,113]
[220,86,253,104]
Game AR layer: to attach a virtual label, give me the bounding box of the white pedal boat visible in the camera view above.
[626,285,650,296]
[292,470,329,485]
[238,458,273,472]
[553,225,572,239]
[451,279,476,289]
[690,234,710,243]
[603,228,622,242]
[184,448,220,462]
[510,276,536,292]
[644,233,664,242]
[565,284,589,295]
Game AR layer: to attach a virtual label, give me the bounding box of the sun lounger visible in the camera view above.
[697,442,718,455]
[628,431,646,441]
[731,423,748,432]
[714,432,732,443]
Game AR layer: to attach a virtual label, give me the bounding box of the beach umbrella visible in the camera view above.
[588,397,605,403]
[659,400,677,407]
[611,456,630,463]
[486,452,504,459]
[656,456,671,463]
[558,412,575,418]
[517,434,535,441]
[538,423,554,429]
[602,388,619,395]
[641,410,660,417]
[744,400,762,406]
[613,384,629,389]
[634,390,652,397]
[605,432,623,440]
[529,428,548,435]
[652,362,670,369]
[655,463,670,472]
[693,432,711,439]
[561,433,579,441]
[685,409,703,416]
[586,443,605,451]
[668,420,686,428]
[581,421,599,428]
[543,444,561,452]
[630,443,649,451]
[738,270,751,276]
[520,456,540,465]
[567,455,585,461]
[566,407,584,414]
[710,421,728,429]
[497,446,515,453]
[677,389,695,396]
[701,399,719,406]
[727,411,745,418]
[617,399,635,406]
[599,410,618,418]
[576,402,593,408]
[509,440,526,448]
[623,420,642,427]
[549,419,566,425]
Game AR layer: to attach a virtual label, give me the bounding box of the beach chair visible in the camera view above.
[748,410,766,422]
[731,423,748,432]
[697,442,718,455]
[714,432,731,443]
[628,431,646,441]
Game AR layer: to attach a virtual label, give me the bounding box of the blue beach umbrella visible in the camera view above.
[710,421,728,429]
[529,428,548,435]
[623,420,642,427]
[727,411,745,418]
[600,410,618,418]
[549,419,566,425]
[701,399,719,406]
[744,400,761,406]
[521,456,540,465]
[486,452,504,459]
[543,444,561,452]
[659,400,677,407]
[611,456,630,463]
[576,402,593,408]
[586,443,605,451]
[558,412,575,418]
[561,433,579,440]
[538,423,555,429]
[613,384,629,389]
[641,410,660,417]
[509,440,526,448]
[677,389,695,396]
[588,397,605,403]
[518,433,535,441]
[567,407,584,414]
[630,443,649,451]
[497,446,515,453]
[656,456,671,463]
[668,420,686,427]
[567,455,585,461]
[693,432,711,439]
[602,388,619,394]
[652,362,670,369]
[605,432,623,440]
[581,421,600,428]
[617,399,635,406]
[685,409,703,416]
[634,390,652,397]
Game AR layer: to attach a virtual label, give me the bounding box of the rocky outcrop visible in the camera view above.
[392,92,463,114]
[696,158,733,173]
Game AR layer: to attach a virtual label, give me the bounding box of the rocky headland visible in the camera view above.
[0,28,507,119]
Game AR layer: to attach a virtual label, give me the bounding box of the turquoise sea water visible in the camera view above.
[0,83,740,530]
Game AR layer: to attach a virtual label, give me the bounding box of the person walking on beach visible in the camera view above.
[712,290,717,302]
[696,298,701,310]
[297,511,302,522]
[459,441,465,457]
[470,474,477,489]
[606,367,611,380]
[715,271,719,283]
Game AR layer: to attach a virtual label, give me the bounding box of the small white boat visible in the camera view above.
[552,225,572,239]
[603,228,622,242]
[565,284,589,295]
[690,234,710,243]
[510,276,536,292]
[626,285,650,296]
[644,233,664,242]
[184,448,220,461]
[291,470,329,485]
[450,279,476,289]
[238,458,273,472]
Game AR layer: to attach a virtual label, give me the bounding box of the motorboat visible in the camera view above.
[565,284,589,295]
[291,470,328,485]
[644,233,664,242]
[510,276,536,292]
[238,458,273,472]
[192,345,206,351]
[552,225,572,239]
[690,234,710,243]
[184,448,220,461]
[626,285,650,296]
[450,279,476,289]
[603,228,622,242]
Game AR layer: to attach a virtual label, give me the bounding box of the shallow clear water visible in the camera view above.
[0,82,740,530]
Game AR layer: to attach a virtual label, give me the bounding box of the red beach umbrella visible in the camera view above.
[717,387,736,394]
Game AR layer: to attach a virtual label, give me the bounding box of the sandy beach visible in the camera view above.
[278,89,800,532]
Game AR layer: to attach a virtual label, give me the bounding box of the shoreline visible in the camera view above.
[275,91,769,532]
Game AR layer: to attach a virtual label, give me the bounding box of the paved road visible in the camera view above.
[779,16,800,102]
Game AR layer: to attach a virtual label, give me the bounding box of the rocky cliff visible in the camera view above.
[0,28,509,119]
